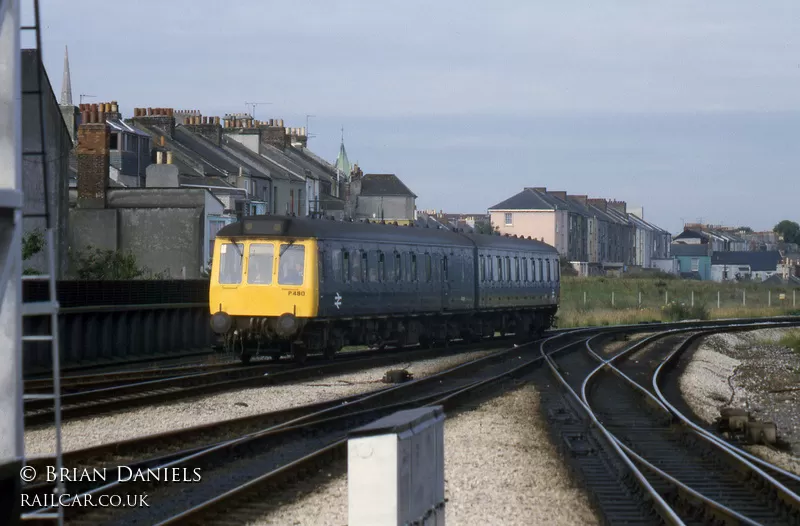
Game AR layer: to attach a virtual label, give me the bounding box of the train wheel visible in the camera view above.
[240,350,252,364]
[418,335,431,349]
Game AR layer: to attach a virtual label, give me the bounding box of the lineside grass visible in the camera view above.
[556,277,800,328]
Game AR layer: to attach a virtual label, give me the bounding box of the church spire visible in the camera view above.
[335,127,352,183]
[60,46,73,106]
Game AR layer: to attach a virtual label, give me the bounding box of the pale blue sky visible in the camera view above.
[28,1,800,233]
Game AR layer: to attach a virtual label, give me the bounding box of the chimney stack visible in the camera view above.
[76,114,110,209]
[131,106,176,138]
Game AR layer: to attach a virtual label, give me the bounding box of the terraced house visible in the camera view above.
[490,187,670,274]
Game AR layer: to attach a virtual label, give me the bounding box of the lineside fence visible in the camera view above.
[566,288,799,310]
[23,280,214,374]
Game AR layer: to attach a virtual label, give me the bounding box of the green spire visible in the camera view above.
[335,128,351,181]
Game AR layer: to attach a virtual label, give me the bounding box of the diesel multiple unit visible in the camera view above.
[209,216,561,363]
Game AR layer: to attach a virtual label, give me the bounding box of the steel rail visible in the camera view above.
[539,331,686,526]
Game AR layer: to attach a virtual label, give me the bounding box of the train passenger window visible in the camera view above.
[479,255,485,282]
[342,251,350,282]
[443,256,449,281]
[219,243,244,284]
[411,254,418,281]
[361,251,369,282]
[555,261,560,281]
[278,244,305,286]
[247,244,274,285]
[351,251,361,282]
[546,259,551,282]
[538,258,543,282]
[530,258,535,282]
[395,252,402,282]
[514,257,519,282]
[496,256,502,281]
[378,252,386,282]
[505,257,511,281]
[521,257,527,282]
[424,253,432,282]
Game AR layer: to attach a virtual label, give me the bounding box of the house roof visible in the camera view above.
[258,143,309,183]
[488,188,556,211]
[674,229,707,241]
[173,126,242,176]
[221,137,289,182]
[671,244,709,257]
[711,251,781,272]
[761,274,800,287]
[283,147,335,184]
[360,174,417,197]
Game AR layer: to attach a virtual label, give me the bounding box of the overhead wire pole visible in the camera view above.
[244,102,271,120]
[79,94,95,104]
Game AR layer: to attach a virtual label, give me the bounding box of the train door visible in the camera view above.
[441,253,450,310]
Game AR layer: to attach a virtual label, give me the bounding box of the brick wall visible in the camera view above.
[76,118,110,208]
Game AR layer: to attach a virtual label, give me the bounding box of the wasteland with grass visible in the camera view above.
[556,276,800,328]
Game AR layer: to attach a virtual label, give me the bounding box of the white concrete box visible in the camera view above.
[348,406,446,526]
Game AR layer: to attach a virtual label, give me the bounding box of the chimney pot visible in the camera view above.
[166,151,173,164]
[157,151,163,165]
[147,107,153,116]
[214,116,220,125]
[98,111,105,122]
[160,136,165,147]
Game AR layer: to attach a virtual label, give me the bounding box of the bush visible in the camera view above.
[73,246,167,280]
[22,229,45,275]
[662,301,709,321]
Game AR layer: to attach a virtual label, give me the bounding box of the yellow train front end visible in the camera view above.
[209,235,319,362]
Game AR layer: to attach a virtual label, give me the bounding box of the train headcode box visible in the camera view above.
[348,406,445,526]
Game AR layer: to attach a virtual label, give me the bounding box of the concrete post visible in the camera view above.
[665,290,668,305]
[611,291,615,307]
[769,290,771,307]
[583,291,586,307]
[638,291,641,308]
[743,289,746,306]
[794,290,796,308]
[717,290,720,309]
[691,290,694,307]
[348,406,446,526]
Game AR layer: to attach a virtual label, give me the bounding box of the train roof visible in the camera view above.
[216,216,558,253]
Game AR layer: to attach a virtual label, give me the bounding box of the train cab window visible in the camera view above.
[219,243,244,284]
[479,255,485,282]
[443,256,449,281]
[378,252,386,282]
[411,254,418,282]
[424,253,432,282]
[394,252,402,282]
[247,244,274,285]
[278,244,305,286]
[496,256,502,281]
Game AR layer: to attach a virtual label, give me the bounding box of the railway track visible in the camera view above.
[23,340,517,426]
[542,319,800,525]
[23,331,604,525]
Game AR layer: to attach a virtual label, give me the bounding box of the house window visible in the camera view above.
[208,219,230,262]
[109,133,119,150]
[691,258,699,272]
[504,213,513,226]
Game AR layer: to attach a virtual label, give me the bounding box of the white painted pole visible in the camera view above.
[769,290,771,307]
[743,289,746,306]
[612,291,615,307]
[583,291,586,306]
[665,290,668,305]
[717,290,720,309]
[638,291,642,308]
[691,290,694,307]
[794,290,796,308]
